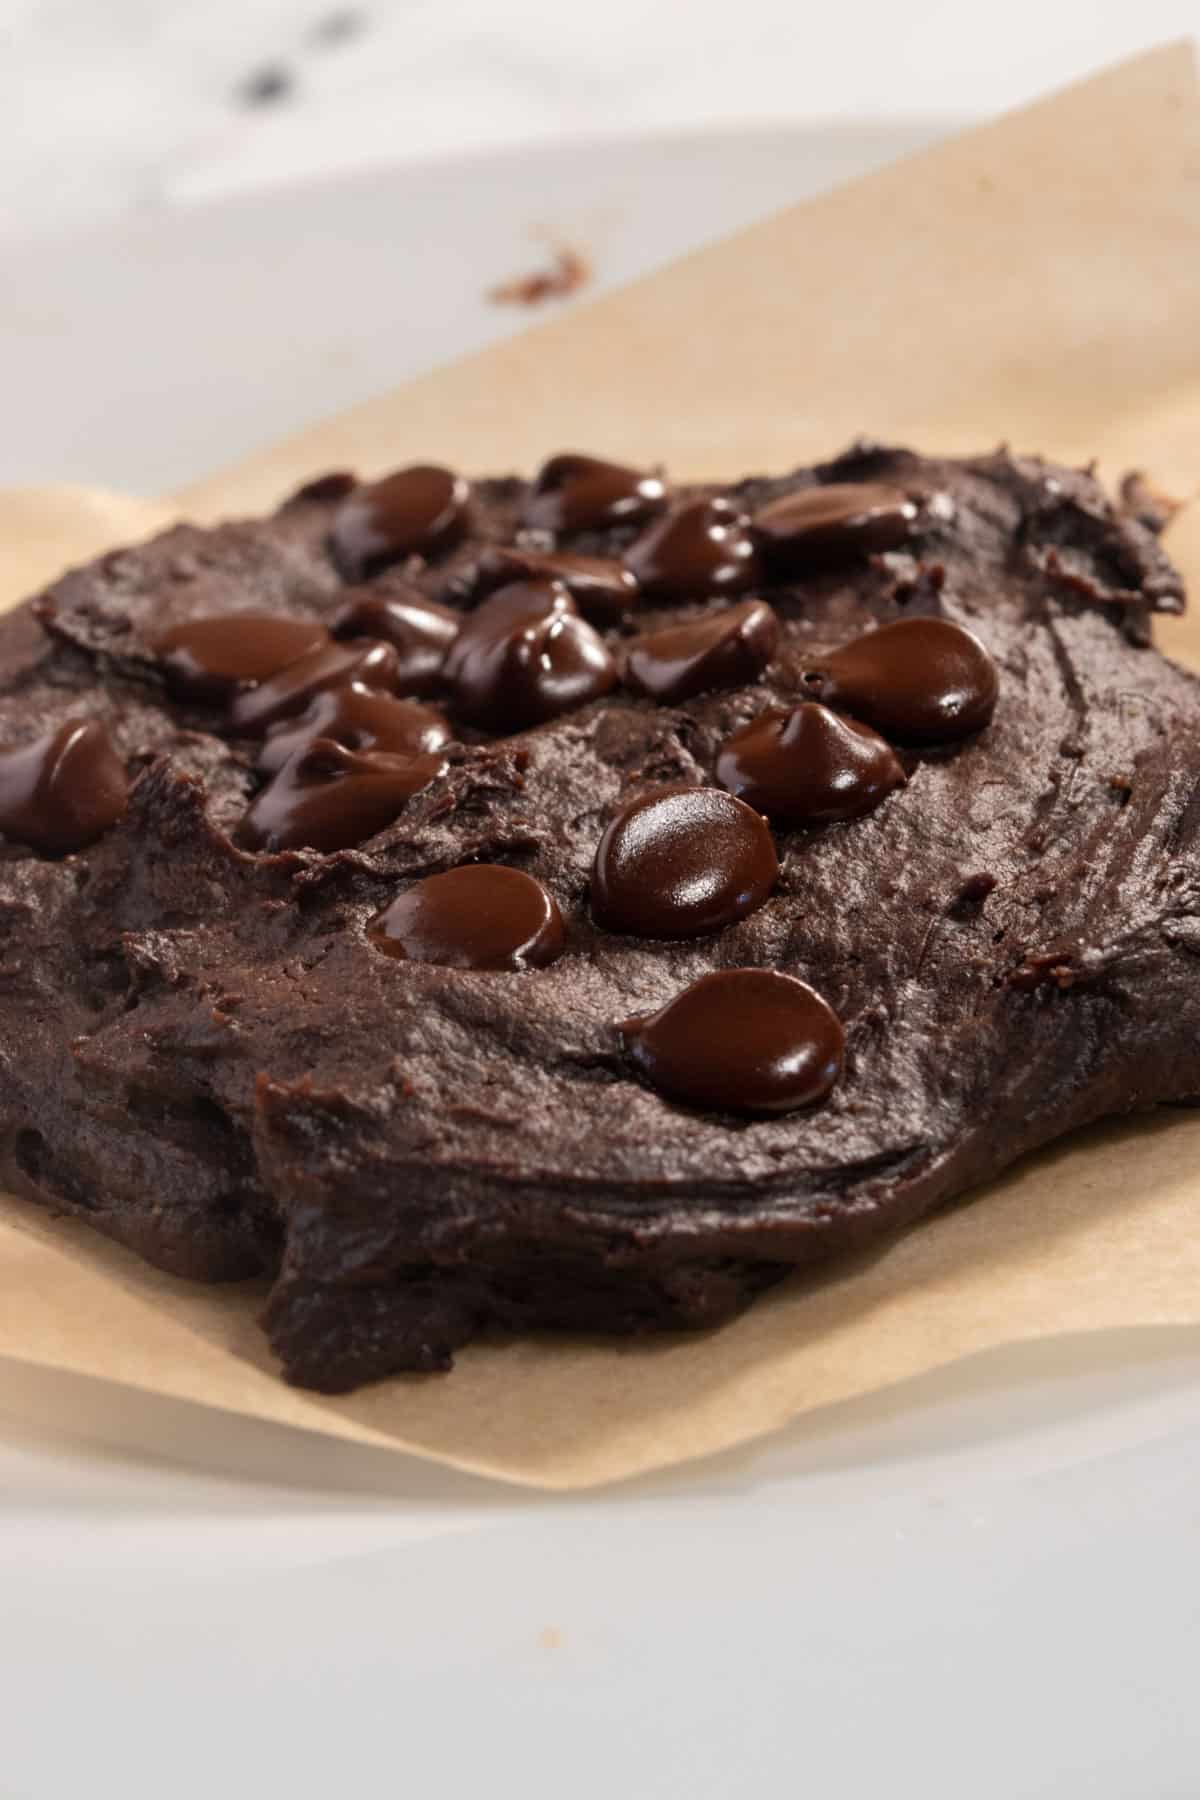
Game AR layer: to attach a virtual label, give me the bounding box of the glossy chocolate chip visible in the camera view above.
[625,599,779,704]
[523,453,666,534]
[624,497,760,599]
[456,545,639,625]
[331,465,471,578]
[286,469,358,506]
[445,579,617,732]
[370,864,564,969]
[0,719,128,854]
[752,482,918,566]
[620,968,844,1115]
[258,683,452,775]
[228,639,401,736]
[592,785,778,938]
[716,702,906,824]
[330,588,461,693]
[805,617,999,744]
[155,612,330,702]
[236,740,444,853]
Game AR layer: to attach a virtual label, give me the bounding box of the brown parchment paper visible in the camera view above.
[1,45,1199,1490]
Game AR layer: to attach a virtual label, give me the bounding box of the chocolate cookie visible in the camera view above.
[1,444,1195,1393]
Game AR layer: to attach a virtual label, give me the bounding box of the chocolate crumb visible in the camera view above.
[489,245,590,308]
[1119,470,1183,536]
[311,9,365,47]
[947,871,997,916]
[237,64,295,107]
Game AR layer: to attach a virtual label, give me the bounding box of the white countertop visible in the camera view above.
[4,0,1196,242]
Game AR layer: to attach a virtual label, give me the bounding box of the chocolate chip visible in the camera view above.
[258,683,451,775]
[445,580,616,732]
[0,719,128,855]
[523,454,666,534]
[454,545,639,625]
[155,613,330,703]
[236,741,444,853]
[803,617,999,744]
[285,470,358,507]
[370,864,565,969]
[591,785,778,938]
[332,466,471,579]
[229,640,401,736]
[716,701,905,824]
[624,497,760,599]
[752,482,918,567]
[620,968,844,1114]
[625,599,778,703]
[331,588,461,693]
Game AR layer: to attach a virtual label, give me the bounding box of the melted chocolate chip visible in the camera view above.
[753,482,918,566]
[455,545,639,625]
[229,639,401,736]
[0,719,128,854]
[236,740,444,853]
[592,785,778,938]
[806,617,999,744]
[258,683,451,775]
[370,864,564,969]
[625,599,779,704]
[445,580,617,732]
[286,469,358,507]
[716,702,906,824]
[156,613,329,702]
[624,497,760,599]
[620,968,844,1115]
[331,465,471,578]
[523,453,666,534]
[331,588,460,693]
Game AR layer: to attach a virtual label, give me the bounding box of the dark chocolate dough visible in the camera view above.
[2,444,1197,1393]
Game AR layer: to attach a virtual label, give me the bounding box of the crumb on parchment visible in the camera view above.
[489,245,590,308]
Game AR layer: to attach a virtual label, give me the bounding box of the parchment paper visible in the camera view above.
[1,45,1199,1490]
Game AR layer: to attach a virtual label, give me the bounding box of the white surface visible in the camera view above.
[0,123,938,493]
[3,122,1200,1798]
[2,0,1198,240]
[4,1336,1200,1797]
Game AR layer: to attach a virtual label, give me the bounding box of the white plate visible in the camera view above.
[4,1337,1200,1796]
[1,123,942,494]
[3,129,1200,1797]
